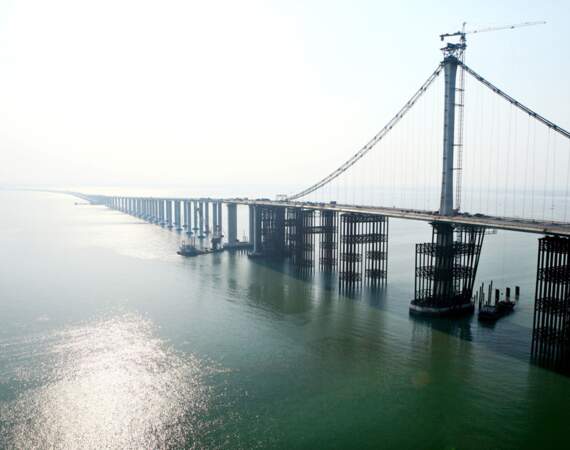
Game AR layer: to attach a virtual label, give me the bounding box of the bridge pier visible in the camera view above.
[286,208,314,268]
[531,236,570,373]
[227,203,238,246]
[165,200,172,228]
[249,205,255,245]
[198,201,205,238]
[156,198,161,227]
[338,213,388,287]
[410,223,484,316]
[153,199,159,224]
[319,210,338,270]
[217,202,223,238]
[251,205,262,256]
[149,199,154,222]
[212,202,218,236]
[146,199,154,223]
[192,201,198,234]
[174,200,182,231]
[205,201,210,235]
[249,205,286,258]
[184,201,192,234]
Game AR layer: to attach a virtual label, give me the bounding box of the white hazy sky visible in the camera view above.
[1,0,569,194]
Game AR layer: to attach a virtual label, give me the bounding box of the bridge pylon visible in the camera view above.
[409,50,484,316]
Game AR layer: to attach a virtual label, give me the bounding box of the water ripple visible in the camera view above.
[0,313,224,449]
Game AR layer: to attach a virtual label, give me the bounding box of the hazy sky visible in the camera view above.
[1,0,569,194]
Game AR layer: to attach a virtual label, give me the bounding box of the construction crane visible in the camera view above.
[438,20,546,212]
[440,21,547,42]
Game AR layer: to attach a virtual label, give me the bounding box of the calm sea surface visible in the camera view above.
[1,190,569,449]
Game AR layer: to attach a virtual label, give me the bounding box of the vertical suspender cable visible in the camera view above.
[543,129,551,220]
[565,139,570,222]
[523,114,531,218]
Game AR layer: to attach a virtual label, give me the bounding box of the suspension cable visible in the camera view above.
[287,63,444,200]
[459,61,570,141]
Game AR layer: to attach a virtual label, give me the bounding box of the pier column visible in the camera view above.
[166,200,173,228]
[287,208,314,268]
[531,236,570,373]
[204,201,210,235]
[157,198,164,227]
[198,201,205,238]
[251,205,262,255]
[319,210,338,270]
[193,201,199,234]
[174,200,182,230]
[185,201,192,234]
[218,202,223,237]
[249,205,255,244]
[228,203,238,246]
[212,202,218,235]
[410,224,484,316]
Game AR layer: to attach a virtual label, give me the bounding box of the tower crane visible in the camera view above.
[440,21,547,43]
[438,20,546,211]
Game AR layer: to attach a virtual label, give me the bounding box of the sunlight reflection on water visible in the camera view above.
[0,313,224,449]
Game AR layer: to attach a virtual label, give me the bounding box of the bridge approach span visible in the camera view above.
[226,199,570,237]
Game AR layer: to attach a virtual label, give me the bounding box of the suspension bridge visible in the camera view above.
[73,29,570,371]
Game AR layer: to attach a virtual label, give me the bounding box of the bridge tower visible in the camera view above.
[410,43,484,316]
[439,53,458,216]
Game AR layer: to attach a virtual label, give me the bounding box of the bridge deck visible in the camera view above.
[226,199,570,237]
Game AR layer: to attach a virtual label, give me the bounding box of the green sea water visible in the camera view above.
[0,190,569,449]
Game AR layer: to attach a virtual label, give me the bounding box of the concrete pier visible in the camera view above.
[152,199,157,222]
[251,205,262,256]
[166,200,173,228]
[227,203,238,246]
[174,200,182,231]
[249,205,254,245]
[205,201,210,235]
[217,202,223,237]
[212,202,218,236]
[193,201,199,234]
[185,200,192,234]
[198,202,205,238]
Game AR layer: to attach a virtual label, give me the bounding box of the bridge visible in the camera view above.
[73,39,570,372]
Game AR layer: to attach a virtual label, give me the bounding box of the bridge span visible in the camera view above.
[226,199,570,237]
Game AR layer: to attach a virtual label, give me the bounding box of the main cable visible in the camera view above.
[287,63,444,200]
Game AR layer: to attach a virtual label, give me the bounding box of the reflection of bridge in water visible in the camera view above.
[73,38,570,373]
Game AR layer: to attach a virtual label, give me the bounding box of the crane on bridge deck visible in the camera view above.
[439,20,546,214]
